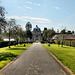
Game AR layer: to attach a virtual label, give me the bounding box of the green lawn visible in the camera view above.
[0,43,32,69]
[42,44,75,74]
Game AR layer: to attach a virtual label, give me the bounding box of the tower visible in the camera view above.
[32,25,42,42]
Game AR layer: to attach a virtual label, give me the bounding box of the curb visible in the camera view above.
[44,47,74,75]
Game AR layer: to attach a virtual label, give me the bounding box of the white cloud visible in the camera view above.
[18,6,26,10]
[26,1,41,6]
[35,21,50,24]
[54,6,62,10]
[25,7,32,9]
[58,23,62,26]
[26,2,32,4]
[33,3,40,6]
[7,16,51,24]
[7,16,28,21]
[18,6,32,9]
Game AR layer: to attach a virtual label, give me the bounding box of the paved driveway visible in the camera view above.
[0,43,66,75]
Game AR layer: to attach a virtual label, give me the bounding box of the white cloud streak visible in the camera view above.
[58,23,62,26]
[26,7,32,9]
[7,16,51,24]
[35,21,50,23]
[18,6,32,9]
[54,6,62,10]
[26,1,41,6]
[7,16,28,21]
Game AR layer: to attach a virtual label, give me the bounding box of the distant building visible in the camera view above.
[52,34,75,42]
[32,25,42,42]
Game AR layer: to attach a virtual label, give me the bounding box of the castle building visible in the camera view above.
[32,25,42,42]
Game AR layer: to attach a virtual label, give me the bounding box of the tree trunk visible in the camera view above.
[9,29,10,48]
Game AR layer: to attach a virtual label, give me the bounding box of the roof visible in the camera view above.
[52,35,59,40]
[33,25,41,32]
[52,34,75,40]
[65,34,75,40]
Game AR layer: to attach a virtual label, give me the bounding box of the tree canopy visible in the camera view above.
[25,22,32,31]
[0,6,5,18]
[42,28,56,41]
[0,4,7,33]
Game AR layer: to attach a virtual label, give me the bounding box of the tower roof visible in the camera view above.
[33,25,41,31]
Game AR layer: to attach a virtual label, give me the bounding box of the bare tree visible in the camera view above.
[7,19,16,48]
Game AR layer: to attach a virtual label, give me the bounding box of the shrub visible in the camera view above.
[0,35,3,42]
[71,41,75,47]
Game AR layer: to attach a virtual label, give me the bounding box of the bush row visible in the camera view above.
[0,41,16,48]
[22,41,33,44]
[0,41,33,48]
[64,40,75,47]
[41,41,55,44]
[55,40,75,47]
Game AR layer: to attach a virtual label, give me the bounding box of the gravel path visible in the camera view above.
[0,43,66,75]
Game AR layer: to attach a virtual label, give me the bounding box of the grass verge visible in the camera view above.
[42,44,75,74]
[0,43,32,69]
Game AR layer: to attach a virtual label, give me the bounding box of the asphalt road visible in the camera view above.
[0,43,66,75]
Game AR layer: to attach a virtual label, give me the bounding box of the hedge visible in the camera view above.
[0,41,33,48]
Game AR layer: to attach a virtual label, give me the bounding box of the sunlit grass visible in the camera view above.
[0,44,32,68]
[42,44,75,74]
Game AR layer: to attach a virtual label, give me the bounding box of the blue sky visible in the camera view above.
[0,0,75,31]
